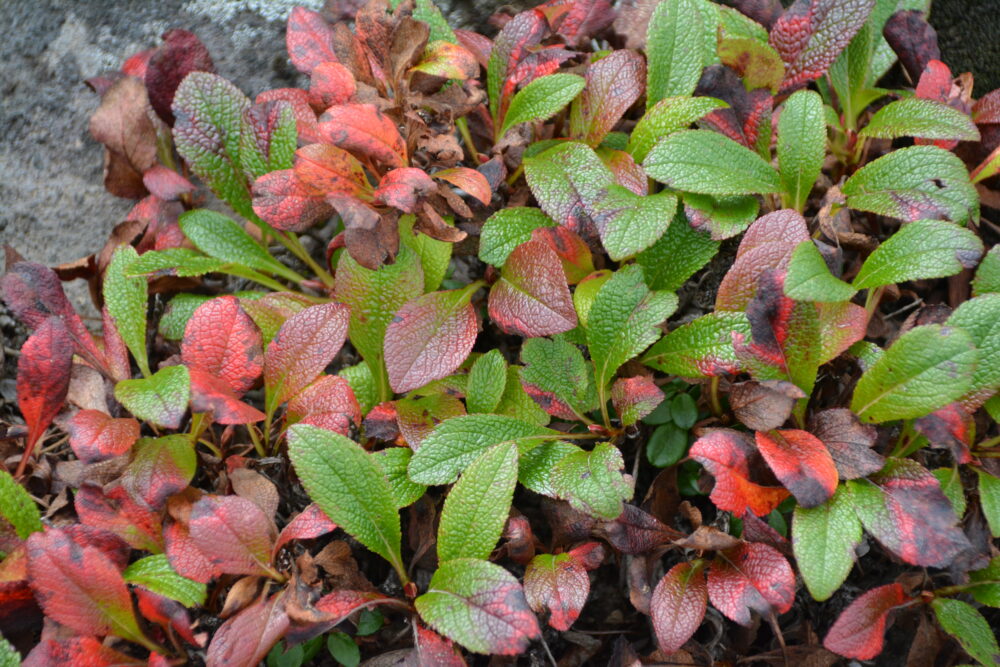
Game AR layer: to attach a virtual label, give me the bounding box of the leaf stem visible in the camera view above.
[248,424,266,458]
[506,164,524,186]
[933,579,1000,597]
[863,285,885,322]
[284,231,335,288]
[455,116,481,164]
[708,376,723,417]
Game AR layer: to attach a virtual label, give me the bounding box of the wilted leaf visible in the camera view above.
[374,168,436,214]
[792,485,861,601]
[273,503,338,557]
[411,40,479,80]
[852,219,983,289]
[524,552,589,631]
[89,77,158,197]
[488,240,577,337]
[650,561,708,653]
[644,129,782,195]
[823,583,906,660]
[707,542,795,626]
[115,365,191,429]
[729,380,804,431]
[181,295,263,396]
[293,143,369,198]
[689,429,790,517]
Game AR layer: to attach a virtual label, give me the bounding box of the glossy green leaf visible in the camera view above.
[180,209,298,281]
[860,98,980,141]
[852,219,984,289]
[785,241,856,302]
[104,245,150,377]
[976,469,1000,538]
[778,90,826,211]
[969,557,1000,608]
[0,468,43,539]
[717,5,769,42]
[646,422,689,467]
[551,443,632,519]
[500,74,585,139]
[627,96,728,162]
[519,337,597,421]
[644,129,782,195]
[466,350,508,414]
[0,635,18,667]
[287,424,403,575]
[643,312,750,378]
[114,365,191,429]
[172,72,254,220]
[478,208,558,267]
[123,554,207,608]
[793,486,861,601]
[339,362,378,415]
[635,211,720,291]
[408,415,558,485]
[372,447,426,509]
[930,598,1000,667]
[326,632,360,667]
[850,325,977,422]
[947,294,1000,398]
[646,0,705,105]
[973,246,1000,297]
[437,442,518,562]
[841,146,979,223]
[159,293,212,340]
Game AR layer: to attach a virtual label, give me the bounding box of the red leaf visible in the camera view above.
[530,226,595,284]
[974,89,1000,124]
[286,374,361,436]
[769,0,874,91]
[396,394,466,449]
[689,429,790,518]
[206,592,289,667]
[61,523,132,569]
[273,503,338,557]
[26,527,142,639]
[142,166,194,201]
[916,60,952,103]
[416,625,466,666]
[815,301,867,364]
[455,29,492,70]
[145,29,215,124]
[808,408,883,480]
[707,542,795,626]
[914,402,974,464]
[883,10,940,82]
[286,6,339,75]
[135,588,200,646]
[189,368,266,425]
[755,429,837,508]
[68,411,139,464]
[164,520,220,584]
[611,376,665,427]
[362,401,401,441]
[574,49,645,146]
[489,10,549,119]
[374,168,437,213]
[602,148,647,195]
[122,436,197,510]
[650,561,708,653]
[264,302,350,407]
[252,169,334,232]
[181,295,264,396]
[545,0,615,46]
[23,638,140,667]
[17,317,74,462]
[309,61,356,111]
[318,104,407,167]
[315,589,395,619]
[823,583,907,660]
[102,306,131,383]
[524,552,590,631]
[329,196,400,270]
[189,495,276,577]
[488,240,577,337]
[256,88,322,144]
[75,484,164,553]
[433,167,493,206]
[384,289,479,394]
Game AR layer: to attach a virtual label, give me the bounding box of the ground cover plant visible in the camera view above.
[2,0,1000,663]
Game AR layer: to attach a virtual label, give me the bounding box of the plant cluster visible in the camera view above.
[3,0,1000,664]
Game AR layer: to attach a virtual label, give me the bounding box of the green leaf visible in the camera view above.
[240,101,297,180]
[158,293,212,340]
[670,393,698,429]
[596,187,679,261]
[372,448,426,509]
[121,435,197,507]
[127,248,225,278]
[287,424,403,575]
[976,469,1000,538]
[500,74,585,139]
[852,219,984,289]
[635,211,719,291]
[860,97,980,141]
[588,265,677,394]
[573,270,613,329]
[409,415,558,485]
[415,558,539,655]
[841,146,979,223]
[933,467,967,518]
[785,241,856,302]
[948,294,1000,398]
[646,0,705,105]
[478,208,558,267]
[778,90,826,211]
[495,366,550,426]
[931,598,1000,667]
[339,362,378,415]
[114,365,191,429]
[466,350,508,414]
[627,96,728,163]
[179,209,297,281]
[104,245,150,377]
[681,193,759,240]
[519,337,597,421]
[437,442,518,562]
[850,324,977,422]
[413,0,457,43]
[644,129,782,195]
[646,422,689,467]
[973,246,1000,297]
[172,72,254,220]
[969,557,1000,608]
[123,554,207,608]
[551,443,632,519]
[326,632,360,667]
[399,214,450,292]
[0,635,19,667]
[0,468,43,539]
[792,485,861,601]
[829,23,881,130]
[519,441,580,497]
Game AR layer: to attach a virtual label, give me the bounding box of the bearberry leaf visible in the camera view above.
[646,0,706,105]
[104,246,151,376]
[293,143,369,198]
[181,295,263,396]
[172,72,254,220]
[415,558,541,655]
[126,248,225,279]
[207,592,289,667]
[384,286,479,394]
[808,408,883,479]
[179,210,297,281]
[851,324,977,422]
[784,240,856,301]
[16,317,73,456]
[823,583,906,660]
[853,219,983,289]
[519,337,597,421]
[288,424,404,575]
[777,90,826,211]
[644,129,782,195]
[947,294,1000,401]
[861,97,979,141]
[285,6,337,74]
[792,485,861,601]
[499,73,584,139]
[123,554,206,608]
[551,443,632,519]
[689,429,790,517]
[319,104,407,168]
[524,552,589,631]
[572,49,645,147]
[240,99,297,181]
[635,211,720,291]
[976,469,1000,538]
[67,411,140,464]
[121,436,196,509]
[466,350,508,414]
[188,368,265,424]
[488,240,577,337]
[973,246,1000,297]
[479,208,558,267]
[437,442,518,562]
[612,376,665,427]
[0,468,43,539]
[115,365,191,429]
[931,598,1000,666]
[841,146,979,223]
[756,429,838,508]
[650,560,707,653]
[627,96,728,163]
[188,495,276,578]
[642,311,750,378]
[969,557,1000,608]
[287,375,361,437]
[707,542,795,626]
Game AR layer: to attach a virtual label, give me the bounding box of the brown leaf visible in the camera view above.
[808,408,884,479]
[89,77,158,198]
[673,525,742,552]
[730,380,805,432]
[329,197,400,269]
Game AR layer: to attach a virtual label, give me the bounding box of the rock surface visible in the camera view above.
[1,0,996,310]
